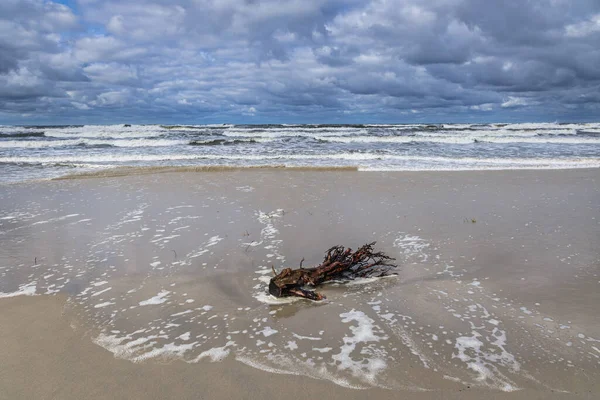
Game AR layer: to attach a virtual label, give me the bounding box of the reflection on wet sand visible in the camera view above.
[1,169,599,396]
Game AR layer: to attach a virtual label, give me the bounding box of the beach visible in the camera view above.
[1,168,599,399]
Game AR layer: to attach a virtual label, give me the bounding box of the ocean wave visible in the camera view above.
[1,153,598,167]
[1,123,599,184]
[434,129,577,137]
[316,135,600,145]
[0,138,185,148]
[42,125,167,139]
[475,136,600,144]
[80,138,186,148]
[188,138,264,146]
[6,123,600,141]
[161,124,233,130]
[222,127,370,138]
[0,131,45,138]
[577,129,600,135]
[219,125,600,139]
[440,122,600,131]
[503,122,600,131]
[17,125,83,129]
[357,156,600,171]
[53,165,359,179]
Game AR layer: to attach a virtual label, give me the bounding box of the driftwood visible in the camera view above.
[268,242,397,301]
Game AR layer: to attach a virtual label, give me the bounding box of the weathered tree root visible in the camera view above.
[268,242,397,301]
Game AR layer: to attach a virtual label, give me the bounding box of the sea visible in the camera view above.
[1,122,599,184]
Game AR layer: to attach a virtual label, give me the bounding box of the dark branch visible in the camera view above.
[268,242,397,301]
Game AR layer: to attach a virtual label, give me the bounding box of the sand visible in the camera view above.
[0,168,599,399]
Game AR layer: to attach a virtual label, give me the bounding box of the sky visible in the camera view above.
[1,0,600,124]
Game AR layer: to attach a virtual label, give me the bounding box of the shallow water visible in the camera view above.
[0,170,599,392]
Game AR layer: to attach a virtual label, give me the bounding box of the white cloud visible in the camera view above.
[106,15,125,35]
[74,36,124,62]
[83,63,139,84]
[470,103,494,111]
[3,67,43,88]
[501,97,531,108]
[40,3,78,31]
[92,90,130,106]
[565,14,600,38]
[72,101,90,110]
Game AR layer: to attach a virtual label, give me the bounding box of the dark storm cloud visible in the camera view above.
[0,0,599,123]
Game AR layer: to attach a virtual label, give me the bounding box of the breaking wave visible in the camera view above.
[1,122,599,182]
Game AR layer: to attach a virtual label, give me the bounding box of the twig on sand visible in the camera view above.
[268,242,397,301]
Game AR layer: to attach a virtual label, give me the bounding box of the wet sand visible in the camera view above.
[0,169,599,399]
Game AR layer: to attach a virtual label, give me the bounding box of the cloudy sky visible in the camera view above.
[1,0,599,124]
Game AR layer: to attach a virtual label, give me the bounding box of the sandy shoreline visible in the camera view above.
[0,294,593,400]
[1,169,599,399]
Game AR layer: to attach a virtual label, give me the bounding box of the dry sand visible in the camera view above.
[0,169,599,399]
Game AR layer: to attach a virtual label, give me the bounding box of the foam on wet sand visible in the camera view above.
[0,168,599,399]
